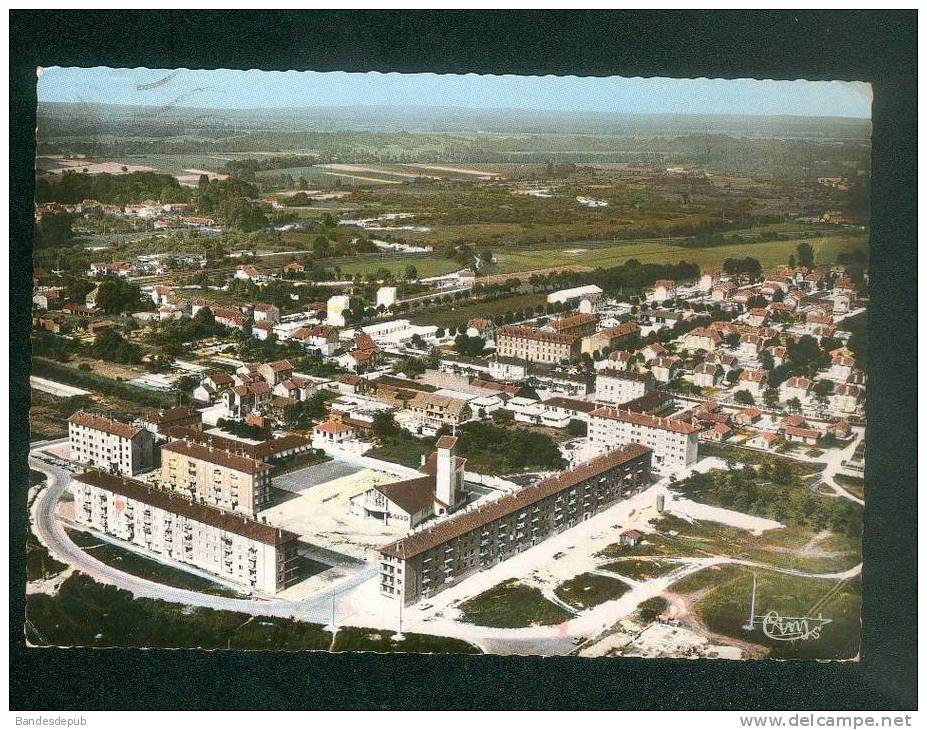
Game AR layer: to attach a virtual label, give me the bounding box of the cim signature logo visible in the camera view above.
[761,611,832,642]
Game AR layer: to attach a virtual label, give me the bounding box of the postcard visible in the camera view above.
[27,66,869,660]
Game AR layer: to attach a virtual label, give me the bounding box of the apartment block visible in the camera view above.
[160,439,272,516]
[70,470,298,594]
[595,370,654,405]
[588,406,699,471]
[495,325,581,365]
[378,444,652,605]
[67,411,156,476]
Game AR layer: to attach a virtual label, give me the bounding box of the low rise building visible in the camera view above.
[349,436,465,528]
[496,325,581,365]
[582,321,640,357]
[692,362,723,389]
[406,392,472,432]
[70,470,298,594]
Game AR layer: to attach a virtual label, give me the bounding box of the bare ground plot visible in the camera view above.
[256,466,408,561]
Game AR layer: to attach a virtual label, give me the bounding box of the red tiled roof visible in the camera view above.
[590,406,699,434]
[161,439,270,475]
[497,325,577,346]
[67,411,143,440]
[73,469,296,546]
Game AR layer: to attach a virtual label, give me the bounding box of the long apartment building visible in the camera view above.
[67,411,156,476]
[495,325,581,365]
[588,406,699,471]
[160,439,272,516]
[378,444,652,605]
[70,470,299,594]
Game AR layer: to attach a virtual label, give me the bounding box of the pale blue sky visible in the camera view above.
[37,66,872,118]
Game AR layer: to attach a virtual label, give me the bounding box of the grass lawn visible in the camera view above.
[599,515,860,574]
[332,253,460,279]
[26,573,332,650]
[834,475,865,500]
[601,558,680,581]
[675,565,861,660]
[490,233,868,276]
[30,469,48,487]
[331,627,481,654]
[699,441,825,476]
[26,530,68,582]
[554,572,630,610]
[458,579,572,628]
[365,433,434,469]
[636,596,669,623]
[65,528,243,598]
[408,292,547,330]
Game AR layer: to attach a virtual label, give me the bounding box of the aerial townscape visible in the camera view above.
[27,70,868,659]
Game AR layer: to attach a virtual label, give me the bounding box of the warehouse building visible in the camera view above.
[378,444,652,605]
[70,470,299,594]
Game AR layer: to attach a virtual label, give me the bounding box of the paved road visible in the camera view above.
[30,377,90,398]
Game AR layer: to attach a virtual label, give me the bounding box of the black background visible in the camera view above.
[9,10,917,711]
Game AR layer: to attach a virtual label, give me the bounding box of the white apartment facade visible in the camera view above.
[588,406,699,471]
[67,411,156,476]
[594,370,653,405]
[70,470,298,594]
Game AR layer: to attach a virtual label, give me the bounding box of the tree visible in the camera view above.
[763,388,780,407]
[566,419,587,437]
[372,411,400,440]
[404,264,418,281]
[796,241,815,269]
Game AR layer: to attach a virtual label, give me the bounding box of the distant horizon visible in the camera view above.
[37,67,873,119]
[37,99,872,123]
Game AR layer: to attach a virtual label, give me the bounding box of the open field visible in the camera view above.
[458,578,572,628]
[554,572,630,610]
[599,514,860,574]
[489,233,869,276]
[671,565,861,660]
[332,253,459,279]
[601,558,679,581]
[699,441,826,476]
[331,627,481,654]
